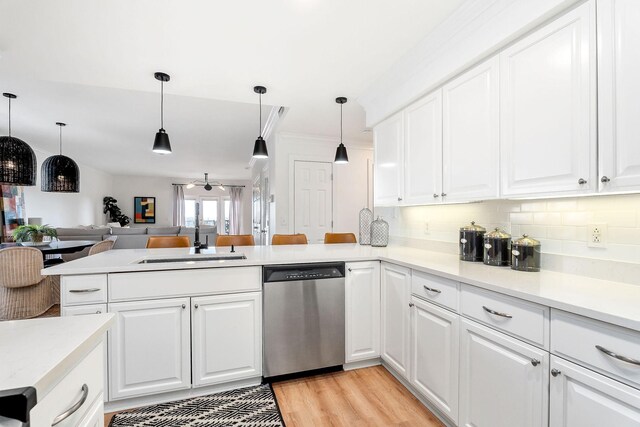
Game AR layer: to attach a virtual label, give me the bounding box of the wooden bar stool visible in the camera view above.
[324,233,357,244]
[272,234,308,245]
[216,234,255,247]
[146,236,191,248]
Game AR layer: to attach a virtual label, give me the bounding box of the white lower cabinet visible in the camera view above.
[410,296,459,424]
[459,318,549,427]
[381,263,411,378]
[549,355,640,426]
[191,292,262,386]
[109,297,191,400]
[345,261,381,362]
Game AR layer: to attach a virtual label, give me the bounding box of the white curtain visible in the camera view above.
[173,185,185,226]
[229,187,243,234]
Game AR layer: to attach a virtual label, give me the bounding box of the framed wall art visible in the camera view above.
[134,196,156,224]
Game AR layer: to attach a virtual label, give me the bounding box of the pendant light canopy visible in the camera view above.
[152,72,172,154]
[252,85,268,159]
[0,93,37,186]
[334,97,349,164]
[41,122,80,193]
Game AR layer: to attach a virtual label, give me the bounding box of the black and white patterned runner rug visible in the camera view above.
[109,384,285,427]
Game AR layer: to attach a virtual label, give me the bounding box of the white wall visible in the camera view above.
[274,133,373,239]
[110,175,252,233]
[23,147,113,227]
[377,193,640,264]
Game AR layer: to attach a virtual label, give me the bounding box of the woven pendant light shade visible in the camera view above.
[0,135,37,186]
[41,154,80,192]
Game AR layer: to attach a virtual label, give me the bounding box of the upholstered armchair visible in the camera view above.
[0,247,54,320]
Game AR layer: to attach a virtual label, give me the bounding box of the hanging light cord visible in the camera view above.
[340,102,343,144]
[258,92,262,137]
[7,97,11,137]
[59,124,63,155]
[160,80,164,130]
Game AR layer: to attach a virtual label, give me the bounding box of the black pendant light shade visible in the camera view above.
[334,97,349,164]
[42,122,80,193]
[252,85,268,159]
[0,93,37,186]
[152,72,172,154]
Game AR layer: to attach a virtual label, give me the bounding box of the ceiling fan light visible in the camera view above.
[152,129,172,154]
[253,136,268,159]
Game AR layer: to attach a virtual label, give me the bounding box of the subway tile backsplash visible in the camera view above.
[376,193,640,264]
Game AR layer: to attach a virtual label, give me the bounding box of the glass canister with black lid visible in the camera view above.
[459,221,486,262]
[483,228,511,266]
[511,234,541,272]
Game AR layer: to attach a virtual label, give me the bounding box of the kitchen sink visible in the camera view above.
[137,254,246,264]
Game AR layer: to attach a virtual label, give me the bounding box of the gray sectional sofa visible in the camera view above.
[55,225,218,260]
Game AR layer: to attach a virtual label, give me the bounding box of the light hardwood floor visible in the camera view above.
[105,366,444,427]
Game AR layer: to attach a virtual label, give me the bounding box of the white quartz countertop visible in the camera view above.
[42,244,640,332]
[0,314,114,397]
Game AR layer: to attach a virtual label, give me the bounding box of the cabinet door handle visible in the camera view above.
[69,288,100,293]
[551,368,562,377]
[601,176,611,183]
[96,310,101,314]
[482,305,513,319]
[347,268,352,272]
[433,193,440,198]
[441,193,447,197]
[398,197,403,201]
[423,285,441,294]
[596,345,640,366]
[409,302,415,308]
[51,384,88,426]
[530,359,540,367]
[194,304,199,309]
[578,178,587,185]
[181,304,186,309]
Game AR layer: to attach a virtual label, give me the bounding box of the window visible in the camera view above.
[184,199,197,227]
[183,197,230,233]
[201,199,218,227]
[223,198,230,234]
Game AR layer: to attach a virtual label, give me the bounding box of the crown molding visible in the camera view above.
[276,131,373,150]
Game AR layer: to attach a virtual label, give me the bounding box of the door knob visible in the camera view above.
[601,176,610,183]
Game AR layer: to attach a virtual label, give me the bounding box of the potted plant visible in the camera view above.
[12,224,58,246]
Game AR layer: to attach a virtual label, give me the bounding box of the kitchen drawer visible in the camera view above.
[552,310,640,389]
[460,285,549,349]
[109,267,261,301]
[411,270,458,312]
[62,304,107,316]
[61,275,108,306]
[29,343,104,426]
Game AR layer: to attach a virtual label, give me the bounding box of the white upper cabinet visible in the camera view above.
[442,56,500,202]
[404,90,443,205]
[500,1,596,197]
[374,112,404,205]
[597,0,640,192]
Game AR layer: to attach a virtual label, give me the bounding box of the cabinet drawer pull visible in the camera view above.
[482,305,513,319]
[596,345,640,366]
[69,288,101,293]
[51,384,88,425]
[423,285,441,294]
[551,369,562,377]
[530,359,540,367]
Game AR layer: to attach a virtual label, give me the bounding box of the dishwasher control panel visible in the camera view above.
[263,262,346,283]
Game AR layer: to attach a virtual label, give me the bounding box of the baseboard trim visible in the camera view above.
[105,377,262,412]
[343,358,382,371]
[381,362,456,427]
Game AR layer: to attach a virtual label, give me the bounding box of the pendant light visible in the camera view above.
[0,93,37,185]
[252,85,268,159]
[334,97,349,164]
[152,72,172,154]
[41,122,80,193]
[203,173,212,191]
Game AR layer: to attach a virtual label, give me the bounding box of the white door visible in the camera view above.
[501,2,596,197]
[294,161,333,244]
[381,262,411,379]
[598,0,640,192]
[252,176,262,244]
[109,298,190,400]
[404,90,443,205]
[374,112,404,205]
[410,297,459,425]
[549,355,640,427]
[191,292,262,387]
[345,261,381,363]
[459,319,549,427]
[442,56,499,202]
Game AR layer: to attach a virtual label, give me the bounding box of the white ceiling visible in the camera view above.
[0,0,464,179]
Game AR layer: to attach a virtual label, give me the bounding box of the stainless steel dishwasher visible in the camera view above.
[263,262,345,378]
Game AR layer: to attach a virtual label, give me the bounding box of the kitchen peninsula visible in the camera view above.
[42,243,640,425]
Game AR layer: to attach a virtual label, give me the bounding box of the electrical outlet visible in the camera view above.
[588,223,607,248]
[423,221,429,234]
